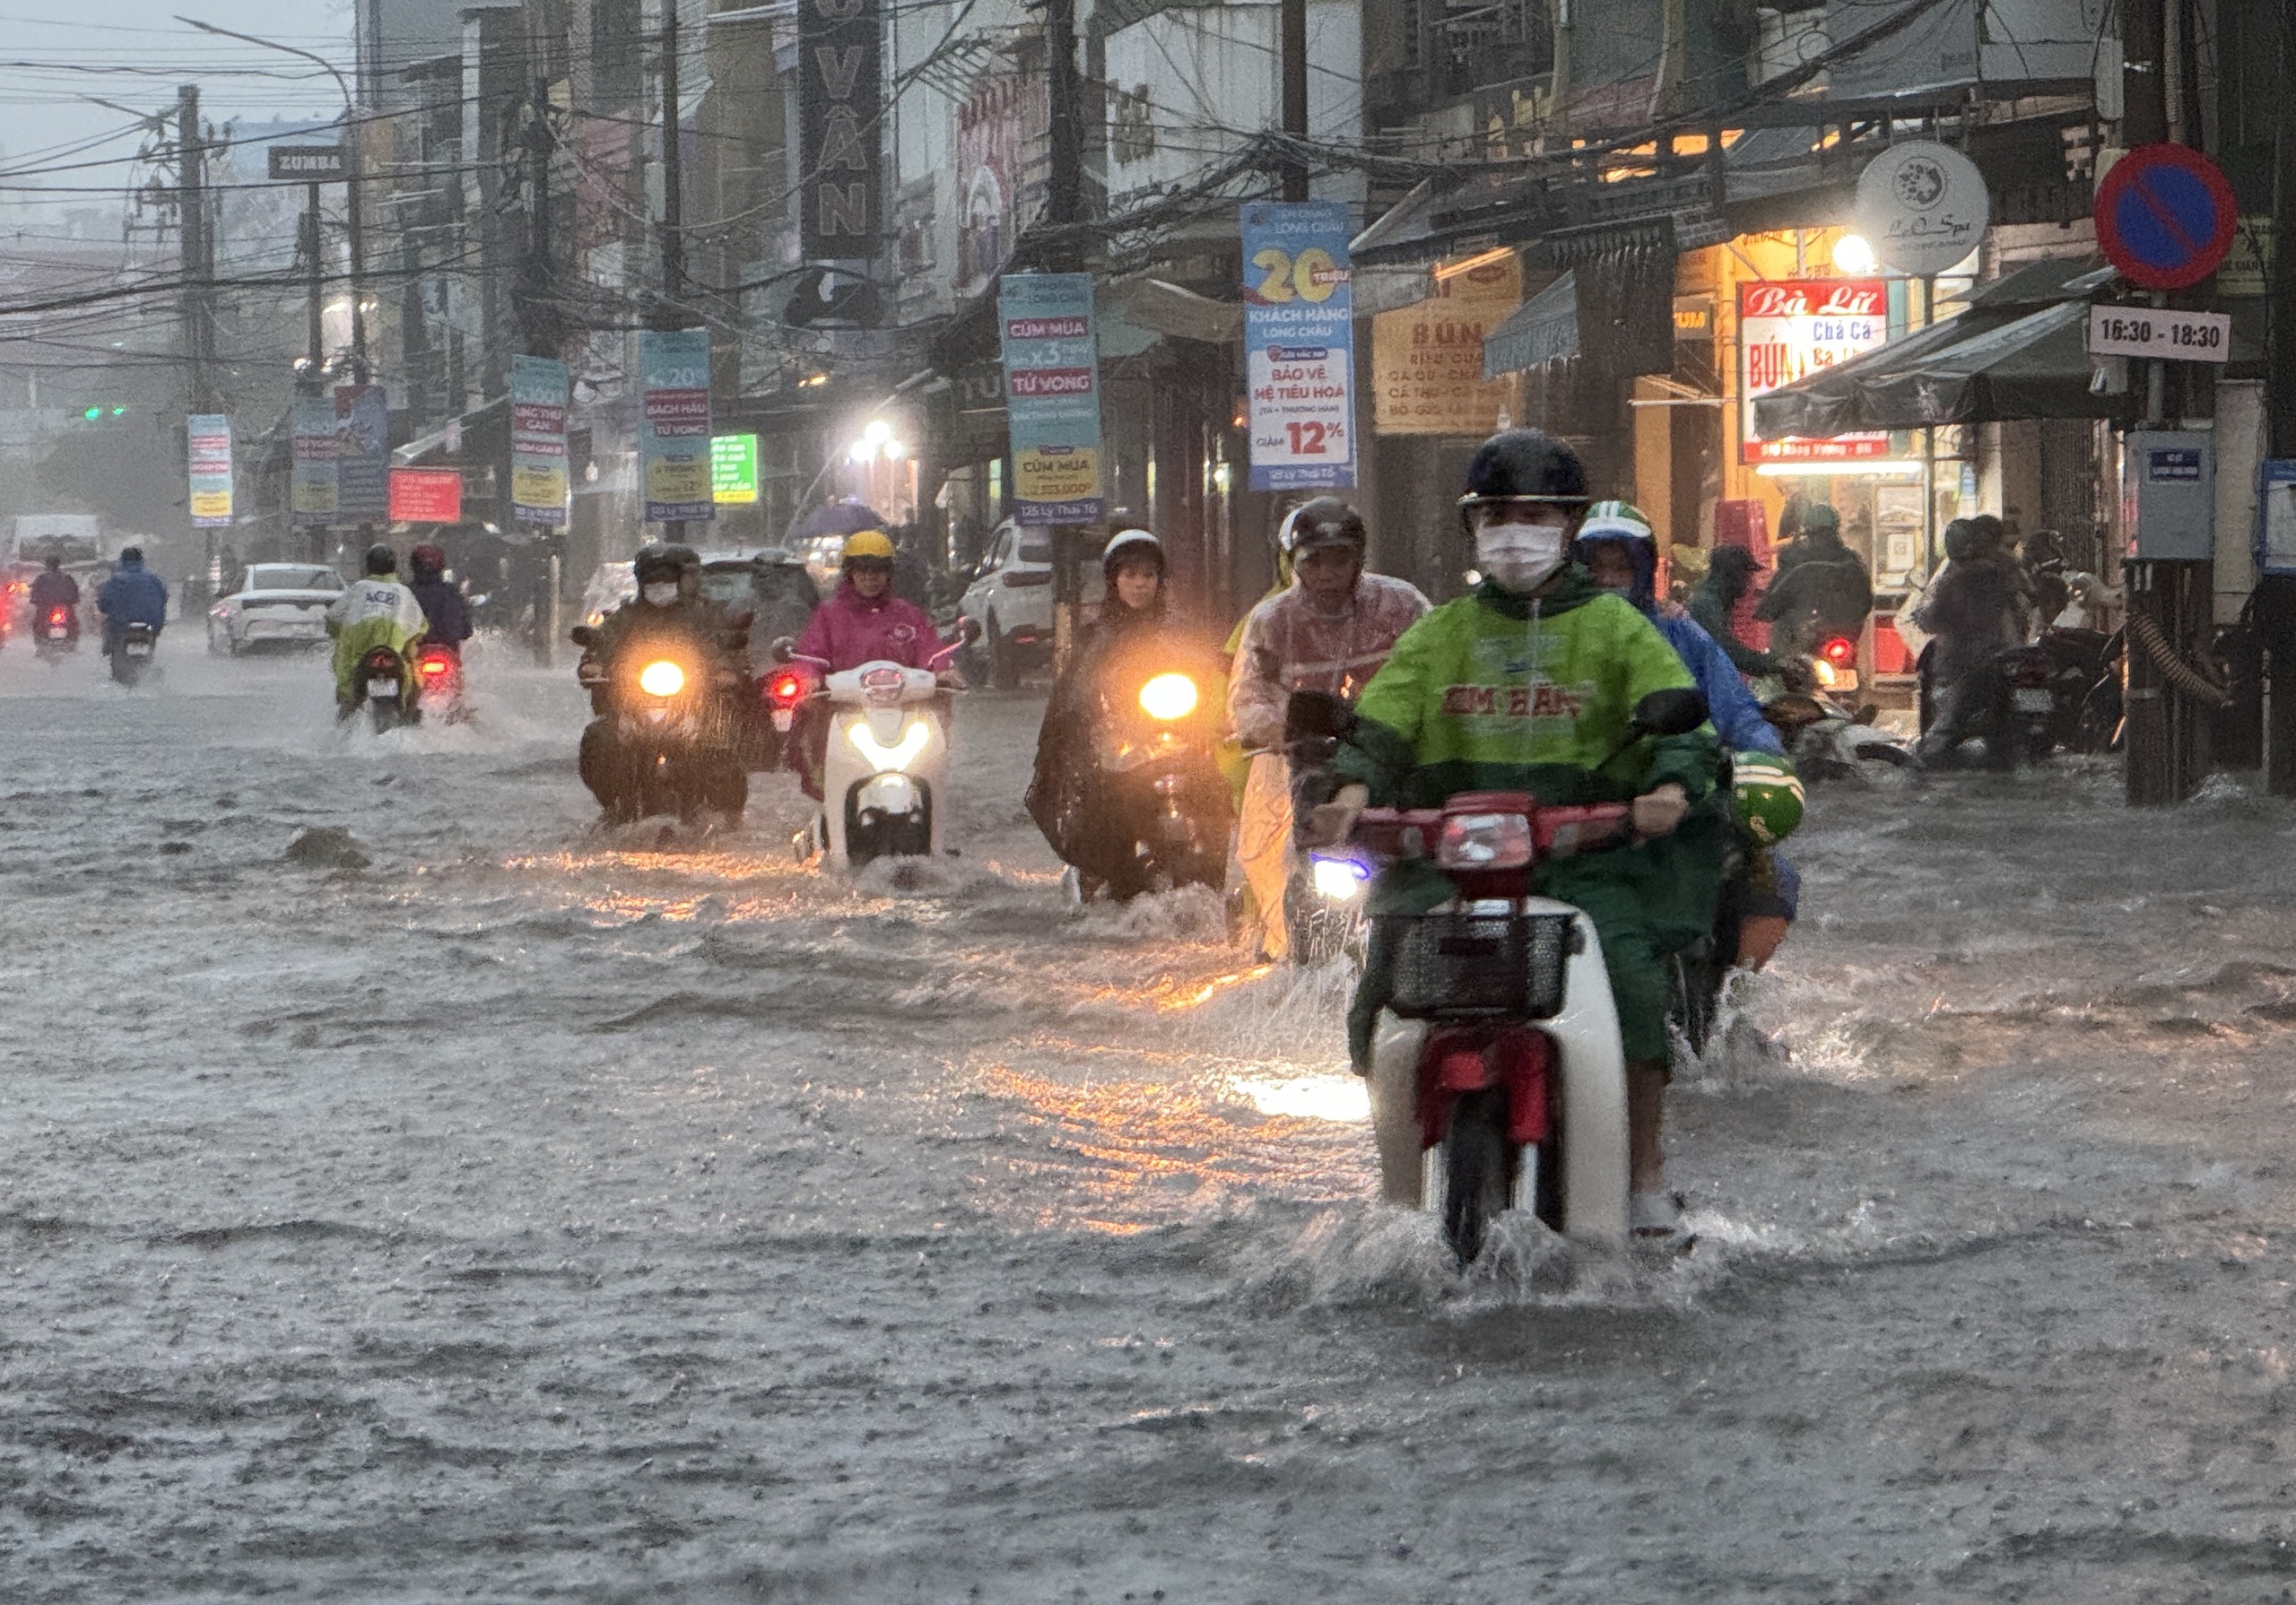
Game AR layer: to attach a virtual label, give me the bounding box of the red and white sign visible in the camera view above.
[1738,279,1891,466]
[388,467,463,524]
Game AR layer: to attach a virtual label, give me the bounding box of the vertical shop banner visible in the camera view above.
[509,353,570,527]
[798,0,881,260]
[187,413,233,527]
[996,273,1103,525]
[291,394,338,526]
[333,383,390,520]
[1240,201,1356,491]
[1737,280,1890,465]
[711,434,760,505]
[1370,254,1522,436]
[639,328,715,523]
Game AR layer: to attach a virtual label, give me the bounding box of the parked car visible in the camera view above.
[955,521,1053,687]
[207,563,344,655]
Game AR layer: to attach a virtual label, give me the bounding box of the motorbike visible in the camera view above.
[109,621,157,687]
[1352,689,1709,1265]
[572,625,748,824]
[1083,653,1228,898]
[1997,625,2114,760]
[355,644,415,731]
[34,604,77,664]
[788,656,958,870]
[1280,690,1371,964]
[1760,645,1912,779]
[410,642,470,724]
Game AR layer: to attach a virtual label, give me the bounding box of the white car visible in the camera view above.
[207,564,344,655]
[956,521,1054,687]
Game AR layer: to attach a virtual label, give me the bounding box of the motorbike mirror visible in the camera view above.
[569,624,597,648]
[1283,689,1355,743]
[769,635,796,664]
[959,616,984,645]
[1631,688,1709,738]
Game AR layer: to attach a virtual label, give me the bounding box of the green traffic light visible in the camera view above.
[83,406,100,421]
[109,405,125,417]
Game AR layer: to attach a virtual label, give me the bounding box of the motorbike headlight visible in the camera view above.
[638,659,686,697]
[849,717,931,772]
[1310,855,1370,900]
[1436,811,1534,871]
[1138,672,1199,722]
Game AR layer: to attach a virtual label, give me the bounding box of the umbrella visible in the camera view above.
[785,499,888,547]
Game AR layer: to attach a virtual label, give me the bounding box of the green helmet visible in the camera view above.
[1576,500,1655,542]
[1733,752,1805,845]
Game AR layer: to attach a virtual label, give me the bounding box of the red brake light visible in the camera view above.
[47,608,67,625]
[770,672,804,702]
[1819,635,1857,668]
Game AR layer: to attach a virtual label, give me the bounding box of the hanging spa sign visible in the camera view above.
[1737,278,1890,466]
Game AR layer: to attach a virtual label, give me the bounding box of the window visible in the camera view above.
[1017,535,1051,566]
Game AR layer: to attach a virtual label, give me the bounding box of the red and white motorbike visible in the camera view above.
[1346,689,1708,1263]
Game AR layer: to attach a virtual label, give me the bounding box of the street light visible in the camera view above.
[177,14,367,372]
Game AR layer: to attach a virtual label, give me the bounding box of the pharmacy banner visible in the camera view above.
[509,353,570,527]
[639,328,715,524]
[291,394,337,526]
[187,413,233,527]
[1240,201,1355,490]
[996,273,1102,525]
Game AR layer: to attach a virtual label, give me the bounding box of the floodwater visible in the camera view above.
[5,633,2296,1602]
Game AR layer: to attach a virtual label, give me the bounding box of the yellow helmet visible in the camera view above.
[842,529,896,563]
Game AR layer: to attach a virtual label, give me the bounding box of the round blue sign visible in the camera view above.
[2094,143,2239,291]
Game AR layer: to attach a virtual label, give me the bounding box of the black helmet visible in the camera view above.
[117,545,144,566]
[1278,497,1367,560]
[1457,429,1590,528]
[633,542,699,586]
[363,543,396,577]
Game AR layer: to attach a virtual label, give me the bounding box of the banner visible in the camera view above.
[996,273,1103,525]
[509,353,570,526]
[187,413,232,528]
[798,0,881,261]
[333,383,389,520]
[639,327,714,524]
[1371,254,1522,437]
[1737,279,1889,466]
[1240,201,1356,490]
[389,468,463,524]
[711,434,760,505]
[291,393,337,526]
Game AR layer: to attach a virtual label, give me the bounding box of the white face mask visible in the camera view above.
[642,581,679,607]
[1475,522,1567,594]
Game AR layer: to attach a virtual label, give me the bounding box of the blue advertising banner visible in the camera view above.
[291,393,337,527]
[996,273,1102,525]
[639,329,715,524]
[1240,201,1355,491]
[333,383,389,520]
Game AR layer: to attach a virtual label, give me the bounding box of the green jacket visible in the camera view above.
[1336,567,1717,808]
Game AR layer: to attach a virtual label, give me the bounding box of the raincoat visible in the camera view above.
[1227,573,1430,959]
[791,576,946,672]
[409,577,473,651]
[325,578,427,702]
[1687,547,1783,681]
[1334,566,1723,1065]
[95,559,168,648]
[1586,531,1783,758]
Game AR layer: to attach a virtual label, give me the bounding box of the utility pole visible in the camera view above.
[2266,4,2296,794]
[657,0,688,545]
[1278,0,1308,200]
[176,85,216,412]
[302,185,324,370]
[1042,0,1091,667]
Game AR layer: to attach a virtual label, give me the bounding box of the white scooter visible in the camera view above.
[770,637,968,871]
[1344,689,1709,1263]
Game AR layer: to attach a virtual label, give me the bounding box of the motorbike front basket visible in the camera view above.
[1383,908,1575,1021]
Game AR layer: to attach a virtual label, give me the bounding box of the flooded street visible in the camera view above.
[7,637,2296,1603]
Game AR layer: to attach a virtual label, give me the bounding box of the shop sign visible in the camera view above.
[954,74,1041,295]
[1737,279,1889,466]
[388,467,463,524]
[334,384,389,520]
[2219,217,2272,298]
[711,434,760,504]
[1371,254,1521,438]
[639,328,715,524]
[2085,306,2231,362]
[799,0,881,261]
[1854,140,1989,277]
[187,413,232,527]
[509,353,570,527]
[291,393,337,525]
[996,272,1102,525]
[1240,200,1355,490]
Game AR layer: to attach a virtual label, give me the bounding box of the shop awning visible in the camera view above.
[1483,270,1578,378]
[1750,261,2135,437]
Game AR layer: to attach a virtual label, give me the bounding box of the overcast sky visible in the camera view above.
[0,1,357,230]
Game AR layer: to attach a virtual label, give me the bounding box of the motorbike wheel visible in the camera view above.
[1666,939,1722,1058]
[1440,1089,1513,1268]
[110,654,138,687]
[986,612,1013,690]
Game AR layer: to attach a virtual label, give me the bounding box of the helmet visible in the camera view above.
[1457,429,1589,527]
[841,529,896,565]
[1103,527,1164,577]
[363,542,396,577]
[1277,497,1367,560]
[409,542,447,578]
[633,542,698,586]
[117,545,144,566]
[1797,502,1842,538]
[1732,752,1805,846]
[1571,501,1659,609]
